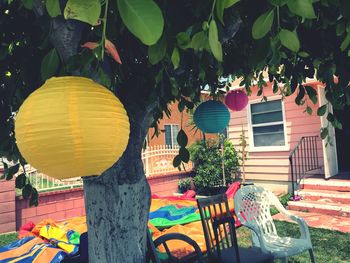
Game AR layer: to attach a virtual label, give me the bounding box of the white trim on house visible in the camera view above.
[247,95,289,152]
[318,86,338,178]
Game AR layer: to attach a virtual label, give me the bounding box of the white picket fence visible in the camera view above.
[142,145,193,177]
[2,145,192,193]
[24,165,83,193]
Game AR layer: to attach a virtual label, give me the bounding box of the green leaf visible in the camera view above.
[176,32,191,49]
[173,155,182,167]
[171,48,180,69]
[179,147,190,163]
[252,10,274,40]
[117,0,164,45]
[148,35,167,65]
[216,0,240,24]
[340,32,350,51]
[298,51,309,58]
[279,29,300,52]
[320,127,328,139]
[268,0,288,6]
[22,184,33,199]
[21,0,33,9]
[295,86,305,105]
[15,173,27,189]
[29,188,38,207]
[305,85,317,104]
[287,0,316,19]
[190,31,210,52]
[5,163,19,180]
[336,23,345,36]
[333,119,343,129]
[178,100,185,112]
[209,20,223,62]
[225,0,239,8]
[64,0,101,25]
[326,112,335,122]
[216,0,226,25]
[177,129,188,147]
[317,104,327,116]
[306,105,313,115]
[41,48,59,81]
[46,0,61,17]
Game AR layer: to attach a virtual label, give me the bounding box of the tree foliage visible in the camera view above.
[0,0,349,200]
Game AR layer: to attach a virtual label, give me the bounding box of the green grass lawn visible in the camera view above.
[237,221,350,263]
[1,221,350,262]
[0,232,17,247]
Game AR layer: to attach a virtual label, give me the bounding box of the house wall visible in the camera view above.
[228,81,324,193]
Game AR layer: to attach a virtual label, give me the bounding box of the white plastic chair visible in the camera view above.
[234,185,315,263]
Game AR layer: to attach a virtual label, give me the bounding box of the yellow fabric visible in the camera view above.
[15,76,130,179]
[56,216,87,234]
[39,225,77,254]
[39,225,69,243]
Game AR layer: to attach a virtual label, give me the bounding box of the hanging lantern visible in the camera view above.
[193,100,230,134]
[224,90,248,111]
[15,76,130,180]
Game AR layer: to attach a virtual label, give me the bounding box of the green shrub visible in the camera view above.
[189,138,240,194]
[178,178,192,193]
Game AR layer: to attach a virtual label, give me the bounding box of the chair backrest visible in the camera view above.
[234,185,277,236]
[212,216,241,263]
[196,194,234,257]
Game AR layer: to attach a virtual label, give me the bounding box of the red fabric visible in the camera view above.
[18,221,36,239]
[182,190,196,198]
[226,182,241,199]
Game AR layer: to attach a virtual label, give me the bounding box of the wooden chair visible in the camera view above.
[197,194,274,263]
[147,230,204,263]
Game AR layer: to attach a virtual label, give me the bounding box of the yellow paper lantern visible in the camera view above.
[15,76,130,179]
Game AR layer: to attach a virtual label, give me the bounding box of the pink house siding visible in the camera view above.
[228,82,324,192]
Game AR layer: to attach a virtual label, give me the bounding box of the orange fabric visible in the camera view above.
[31,219,58,237]
[151,221,207,258]
[32,247,66,263]
[0,238,43,261]
[56,216,87,234]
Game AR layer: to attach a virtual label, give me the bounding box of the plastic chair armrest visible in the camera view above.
[274,201,311,240]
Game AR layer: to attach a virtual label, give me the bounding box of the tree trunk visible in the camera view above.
[83,106,153,262]
[83,173,150,262]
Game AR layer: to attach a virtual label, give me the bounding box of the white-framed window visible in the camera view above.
[164,124,179,148]
[248,98,288,151]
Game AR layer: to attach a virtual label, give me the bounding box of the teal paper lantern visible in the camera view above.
[193,100,230,133]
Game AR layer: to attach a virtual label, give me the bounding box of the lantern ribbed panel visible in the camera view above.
[193,100,230,134]
[15,76,130,179]
[224,90,248,111]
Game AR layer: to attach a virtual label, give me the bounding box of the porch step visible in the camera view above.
[288,200,350,217]
[297,189,350,204]
[301,178,350,191]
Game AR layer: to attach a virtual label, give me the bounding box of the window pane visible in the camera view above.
[253,124,284,134]
[252,111,283,124]
[164,125,172,146]
[253,124,285,146]
[251,100,282,114]
[172,125,179,147]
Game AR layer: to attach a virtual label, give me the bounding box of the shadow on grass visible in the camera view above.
[236,220,350,263]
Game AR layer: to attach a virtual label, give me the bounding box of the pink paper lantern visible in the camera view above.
[224,90,248,111]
